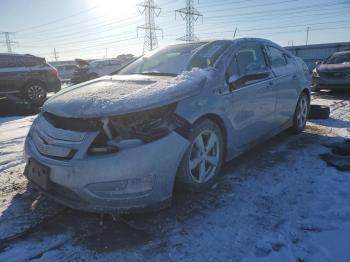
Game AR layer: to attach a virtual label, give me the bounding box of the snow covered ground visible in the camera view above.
[0,91,349,262]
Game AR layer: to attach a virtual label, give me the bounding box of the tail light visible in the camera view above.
[49,66,59,77]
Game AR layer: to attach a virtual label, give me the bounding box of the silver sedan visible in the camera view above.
[24,38,311,213]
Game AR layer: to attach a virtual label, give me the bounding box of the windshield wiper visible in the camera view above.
[139,72,178,77]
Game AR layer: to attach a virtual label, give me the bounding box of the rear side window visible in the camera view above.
[18,56,45,67]
[267,46,288,67]
[0,56,17,68]
[235,46,268,76]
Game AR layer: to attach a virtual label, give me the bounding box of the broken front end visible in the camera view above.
[24,104,190,213]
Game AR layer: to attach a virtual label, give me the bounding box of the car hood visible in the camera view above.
[317,63,350,72]
[43,68,209,118]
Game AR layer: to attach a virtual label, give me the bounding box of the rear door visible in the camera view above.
[0,55,27,94]
[265,45,299,126]
[224,44,277,149]
[23,56,47,83]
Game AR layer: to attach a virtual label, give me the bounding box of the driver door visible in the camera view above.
[224,45,277,149]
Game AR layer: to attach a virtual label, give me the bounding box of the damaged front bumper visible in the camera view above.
[24,113,190,213]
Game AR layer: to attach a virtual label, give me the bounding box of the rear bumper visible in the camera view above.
[24,131,189,214]
[47,78,61,93]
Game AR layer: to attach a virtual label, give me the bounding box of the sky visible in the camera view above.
[0,0,349,61]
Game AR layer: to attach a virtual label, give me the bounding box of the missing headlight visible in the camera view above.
[109,103,179,142]
[88,103,190,155]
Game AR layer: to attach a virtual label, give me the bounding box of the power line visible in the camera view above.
[175,0,203,42]
[16,6,98,33]
[16,1,348,46]
[137,0,163,53]
[205,0,350,19]
[0,32,16,53]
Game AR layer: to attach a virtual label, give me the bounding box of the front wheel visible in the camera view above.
[176,119,224,192]
[291,92,309,133]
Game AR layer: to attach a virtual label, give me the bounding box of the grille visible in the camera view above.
[32,115,87,160]
[43,112,101,132]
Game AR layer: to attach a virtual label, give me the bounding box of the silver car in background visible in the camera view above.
[24,38,311,213]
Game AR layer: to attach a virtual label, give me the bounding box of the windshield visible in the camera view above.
[325,53,350,64]
[117,41,230,76]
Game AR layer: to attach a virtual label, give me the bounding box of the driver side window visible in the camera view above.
[236,46,268,76]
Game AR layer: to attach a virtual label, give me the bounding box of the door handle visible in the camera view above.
[268,81,274,86]
[293,74,297,79]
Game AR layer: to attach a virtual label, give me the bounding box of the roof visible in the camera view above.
[0,53,42,58]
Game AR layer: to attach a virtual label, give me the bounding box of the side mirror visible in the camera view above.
[228,71,270,91]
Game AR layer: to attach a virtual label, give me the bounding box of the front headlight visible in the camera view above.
[312,69,320,78]
[88,103,189,155]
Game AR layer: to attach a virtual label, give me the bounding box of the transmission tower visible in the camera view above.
[136,0,163,53]
[0,32,16,53]
[175,0,203,42]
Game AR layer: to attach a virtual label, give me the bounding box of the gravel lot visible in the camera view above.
[0,91,349,262]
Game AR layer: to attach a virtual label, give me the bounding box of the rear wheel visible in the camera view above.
[291,92,309,133]
[25,82,47,105]
[176,119,224,192]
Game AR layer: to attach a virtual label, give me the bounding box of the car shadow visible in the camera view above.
[308,118,350,128]
[0,98,40,117]
[0,125,340,256]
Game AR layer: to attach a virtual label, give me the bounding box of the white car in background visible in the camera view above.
[56,64,78,81]
[72,59,123,84]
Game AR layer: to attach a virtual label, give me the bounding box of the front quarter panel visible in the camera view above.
[175,70,238,161]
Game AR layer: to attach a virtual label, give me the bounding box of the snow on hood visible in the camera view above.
[44,68,209,118]
[317,63,350,72]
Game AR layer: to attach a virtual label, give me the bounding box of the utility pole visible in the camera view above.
[306,26,310,46]
[105,48,108,58]
[0,32,16,53]
[136,0,163,54]
[233,27,238,39]
[53,48,59,61]
[175,0,203,42]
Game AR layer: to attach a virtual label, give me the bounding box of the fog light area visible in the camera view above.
[86,175,154,198]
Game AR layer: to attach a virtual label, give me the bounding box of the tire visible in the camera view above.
[176,119,224,192]
[25,82,47,106]
[291,92,309,134]
[308,105,330,119]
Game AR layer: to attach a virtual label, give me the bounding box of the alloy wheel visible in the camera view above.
[188,130,220,183]
[296,95,308,129]
[27,85,46,102]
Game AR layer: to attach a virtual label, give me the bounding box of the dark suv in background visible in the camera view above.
[0,53,61,105]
